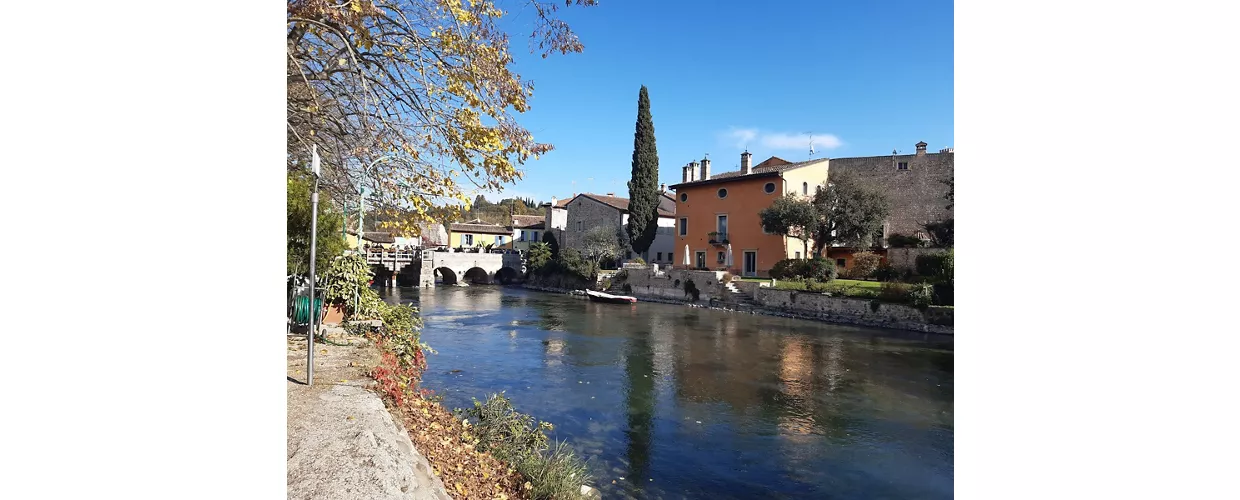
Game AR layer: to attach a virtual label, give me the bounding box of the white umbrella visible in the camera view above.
[683,244,690,267]
[726,243,733,267]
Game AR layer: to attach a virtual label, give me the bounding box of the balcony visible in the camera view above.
[707,231,729,246]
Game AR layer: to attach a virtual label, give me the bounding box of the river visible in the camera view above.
[379,286,953,499]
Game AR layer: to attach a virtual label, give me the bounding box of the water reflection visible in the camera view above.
[381,286,953,499]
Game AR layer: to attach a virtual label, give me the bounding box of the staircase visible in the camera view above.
[722,281,757,305]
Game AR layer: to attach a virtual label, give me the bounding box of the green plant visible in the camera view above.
[915,250,954,282]
[933,282,954,306]
[352,287,386,319]
[878,282,912,304]
[804,258,837,282]
[458,394,593,500]
[320,254,376,318]
[908,283,935,308]
[287,170,347,275]
[626,85,662,256]
[526,242,552,274]
[630,256,646,265]
[683,279,700,301]
[922,219,954,248]
[846,251,882,279]
[805,279,829,293]
[873,264,900,282]
[887,233,926,248]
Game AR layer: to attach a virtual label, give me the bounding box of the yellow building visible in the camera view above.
[447,219,512,248]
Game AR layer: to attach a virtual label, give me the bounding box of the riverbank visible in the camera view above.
[286,332,454,500]
[519,283,953,334]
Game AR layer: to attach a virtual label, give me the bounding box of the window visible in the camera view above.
[497,235,506,245]
[519,230,526,241]
[897,162,909,171]
[836,258,846,268]
[795,251,801,259]
[764,182,775,194]
[465,234,473,245]
[532,231,539,241]
[717,251,725,263]
[657,252,663,261]
[717,188,728,199]
[679,218,687,236]
[696,251,706,269]
[578,221,583,231]
[802,182,809,195]
[717,215,728,236]
[679,193,688,202]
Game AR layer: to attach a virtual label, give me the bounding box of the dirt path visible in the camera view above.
[287,332,452,500]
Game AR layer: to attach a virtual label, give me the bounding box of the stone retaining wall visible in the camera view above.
[885,248,948,272]
[753,288,953,334]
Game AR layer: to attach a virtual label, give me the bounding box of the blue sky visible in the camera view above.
[485,0,954,203]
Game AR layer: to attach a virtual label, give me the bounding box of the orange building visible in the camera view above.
[669,152,829,277]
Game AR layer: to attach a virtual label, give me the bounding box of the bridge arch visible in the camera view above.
[435,267,458,285]
[462,267,491,284]
[495,266,520,284]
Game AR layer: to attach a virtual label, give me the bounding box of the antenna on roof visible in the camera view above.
[808,133,816,159]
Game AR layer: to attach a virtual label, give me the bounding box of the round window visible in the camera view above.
[679,193,687,202]
[764,182,775,194]
[718,188,728,198]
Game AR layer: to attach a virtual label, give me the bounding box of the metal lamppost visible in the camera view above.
[307,145,322,385]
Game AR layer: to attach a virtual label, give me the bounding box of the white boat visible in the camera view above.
[584,289,638,304]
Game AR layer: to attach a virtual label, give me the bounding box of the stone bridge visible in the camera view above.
[365,250,524,287]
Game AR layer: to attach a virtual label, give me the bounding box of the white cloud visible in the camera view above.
[721,128,843,152]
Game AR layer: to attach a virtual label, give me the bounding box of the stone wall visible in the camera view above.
[829,148,953,237]
[885,247,949,272]
[753,288,953,334]
[562,196,623,253]
[618,266,731,303]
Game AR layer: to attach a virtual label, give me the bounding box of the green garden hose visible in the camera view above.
[292,296,324,325]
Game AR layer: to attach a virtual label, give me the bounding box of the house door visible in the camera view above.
[695,251,706,269]
[743,251,757,277]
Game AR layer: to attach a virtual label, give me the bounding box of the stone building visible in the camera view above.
[828,141,954,239]
[560,192,677,265]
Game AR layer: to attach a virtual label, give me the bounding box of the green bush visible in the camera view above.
[805,279,829,293]
[887,233,926,248]
[908,283,936,308]
[878,282,912,304]
[458,393,592,500]
[845,251,882,279]
[771,258,836,281]
[630,256,646,265]
[873,264,901,282]
[320,254,376,317]
[915,250,954,282]
[526,242,552,274]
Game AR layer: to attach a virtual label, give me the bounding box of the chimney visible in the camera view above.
[741,150,753,174]
[916,141,928,156]
[681,164,690,183]
[689,161,699,182]
[606,192,615,197]
[700,155,711,180]
[659,183,666,192]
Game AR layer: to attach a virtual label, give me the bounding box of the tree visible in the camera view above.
[526,242,551,275]
[287,0,597,236]
[810,173,891,255]
[625,85,660,254]
[288,170,348,275]
[543,231,560,258]
[759,196,818,258]
[581,225,624,268]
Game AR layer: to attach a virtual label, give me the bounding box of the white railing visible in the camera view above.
[365,251,419,264]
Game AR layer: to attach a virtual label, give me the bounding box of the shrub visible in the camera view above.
[873,264,901,282]
[908,283,936,308]
[915,250,954,282]
[769,259,798,280]
[805,279,829,293]
[542,231,560,258]
[923,219,954,248]
[526,242,552,274]
[878,282,912,304]
[458,393,592,500]
[804,258,837,282]
[683,279,700,301]
[721,272,734,283]
[846,251,882,279]
[887,233,926,248]
[320,253,374,316]
[630,256,646,265]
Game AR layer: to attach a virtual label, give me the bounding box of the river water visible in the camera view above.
[379,286,953,499]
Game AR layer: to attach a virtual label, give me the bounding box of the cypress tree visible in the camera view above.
[626,85,661,254]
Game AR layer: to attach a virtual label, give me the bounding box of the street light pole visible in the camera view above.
[307,144,322,385]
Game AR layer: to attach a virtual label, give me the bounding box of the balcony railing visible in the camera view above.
[707,231,729,245]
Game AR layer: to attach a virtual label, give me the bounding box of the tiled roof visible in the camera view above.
[573,193,676,217]
[449,219,512,235]
[669,157,828,189]
[540,197,572,208]
[511,215,544,228]
[358,231,395,244]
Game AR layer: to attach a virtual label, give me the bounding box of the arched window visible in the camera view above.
[802,182,808,195]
